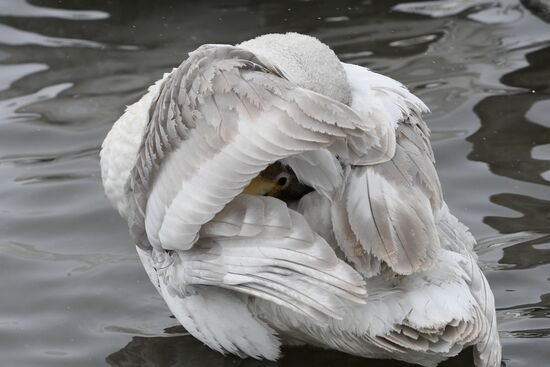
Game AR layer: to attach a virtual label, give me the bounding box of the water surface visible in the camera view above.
[1,1,550,366]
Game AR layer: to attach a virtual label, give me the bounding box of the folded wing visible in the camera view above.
[125,44,388,252]
[125,44,390,323]
[332,63,443,275]
[164,194,366,324]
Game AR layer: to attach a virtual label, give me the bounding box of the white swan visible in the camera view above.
[100,33,501,367]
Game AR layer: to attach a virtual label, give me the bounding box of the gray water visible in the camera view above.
[1,0,549,366]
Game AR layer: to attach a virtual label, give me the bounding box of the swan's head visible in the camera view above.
[242,161,313,201]
[238,32,351,105]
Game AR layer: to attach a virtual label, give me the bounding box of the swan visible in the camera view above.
[100,32,501,367]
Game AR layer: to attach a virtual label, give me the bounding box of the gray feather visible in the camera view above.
[124,44,369,250]
[341,117,443,275]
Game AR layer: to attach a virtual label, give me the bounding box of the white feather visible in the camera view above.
[100,33,501,367]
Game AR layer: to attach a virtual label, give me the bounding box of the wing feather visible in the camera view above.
[126,46,376,323]
[126,44,387,251]
[164,195,366,324]
[338,122,442,275]
[326,63,444,275]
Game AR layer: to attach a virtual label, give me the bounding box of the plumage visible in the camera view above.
[100,32,501,366]
[340,124,442,275]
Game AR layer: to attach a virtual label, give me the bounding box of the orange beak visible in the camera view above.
[242,176,278,196]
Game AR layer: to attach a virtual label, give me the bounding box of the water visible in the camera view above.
[0,0,549,366]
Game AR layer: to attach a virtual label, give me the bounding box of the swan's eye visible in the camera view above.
[275,173,291,188]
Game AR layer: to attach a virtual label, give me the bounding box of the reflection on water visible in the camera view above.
[1,0,550,366]
[468,43,550,242]
[106,335,475,367]
[0,0,108,19]
[469,45,550,189]
[0,241,136,272]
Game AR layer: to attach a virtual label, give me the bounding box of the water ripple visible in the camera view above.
[393,0,493,18]
[0,241,136,272]
[0,0,109,20]
[0,23,105,48]
[389,33,439,47]
[0,82,72,117]
[0,63,47,92]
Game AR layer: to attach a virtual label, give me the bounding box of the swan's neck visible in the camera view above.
[238,33,351,105]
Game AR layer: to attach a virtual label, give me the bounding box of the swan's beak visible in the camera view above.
[243,176,278,196]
